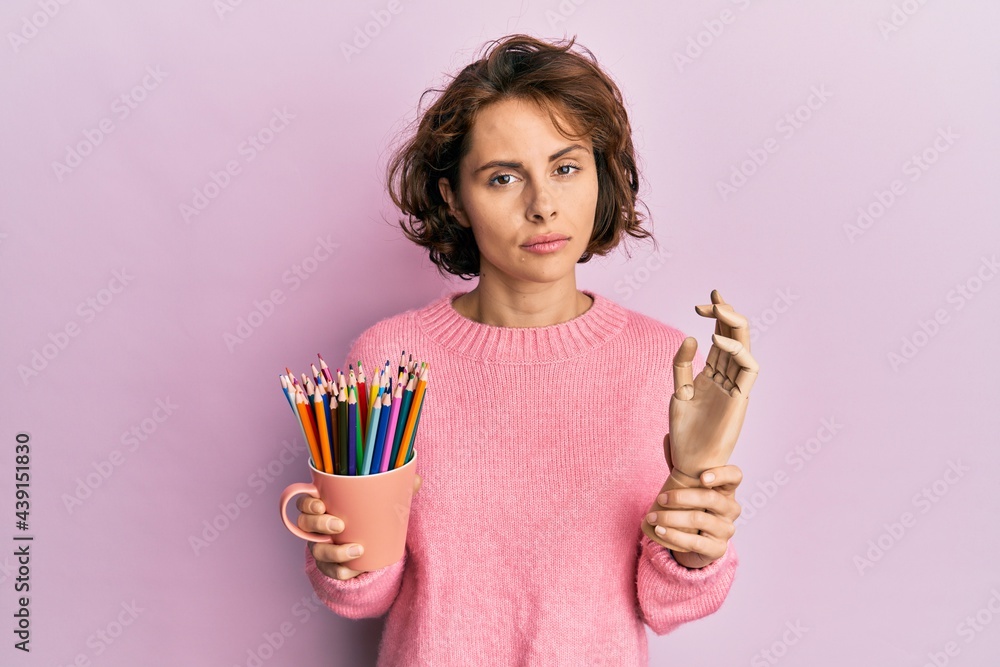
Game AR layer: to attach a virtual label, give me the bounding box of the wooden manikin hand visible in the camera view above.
[642,290,759,566]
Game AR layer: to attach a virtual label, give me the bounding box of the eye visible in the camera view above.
[488,172,516,187]
[487,163,581,188]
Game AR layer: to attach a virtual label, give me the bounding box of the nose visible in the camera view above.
[524,181,556,222]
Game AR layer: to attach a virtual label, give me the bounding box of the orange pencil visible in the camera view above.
[395,363,429,468]
[313,389,333,473]
[295,391,323,471]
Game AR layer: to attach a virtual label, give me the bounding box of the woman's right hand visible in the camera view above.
[300,474,422,580]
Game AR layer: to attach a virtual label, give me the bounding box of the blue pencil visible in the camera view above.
[280,375,297,411]
[321,390,334,473]
[360,390,383,475]
[369,390,392,475]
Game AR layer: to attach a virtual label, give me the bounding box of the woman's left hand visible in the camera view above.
[643,464,743,568]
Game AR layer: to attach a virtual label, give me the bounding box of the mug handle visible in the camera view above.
[279,483,334,543]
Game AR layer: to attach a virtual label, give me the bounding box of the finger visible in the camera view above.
[653,525,723,561]
[645,524,690,553]
[697,291,737,383]
[296,496,326,515]
[710,302,736,383]
[694,303,715,318]
[311,540,365,566]
[657,486,738,518]
[700,464,743,495]
[413,474,422,494]
[695,301,723,376]
[672,338,697,400]
[297,512,345,536]
[311,545,364,580]
[713,306,750,388]
[734,365,759,398]
[705,337,721,379]
[710,334,759,398]
[713,304,749,350]
[658,508,736,543]
[696,303,724,374]
[694,290,729,317]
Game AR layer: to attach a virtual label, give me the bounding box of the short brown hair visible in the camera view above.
[385,33,655,280]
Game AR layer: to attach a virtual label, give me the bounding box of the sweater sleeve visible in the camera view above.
[635,533,738,635]
[304,542,407,619]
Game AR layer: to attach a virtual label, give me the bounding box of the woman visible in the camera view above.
[296,33,758,665]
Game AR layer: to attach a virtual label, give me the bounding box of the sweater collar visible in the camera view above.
[417,289,628,363]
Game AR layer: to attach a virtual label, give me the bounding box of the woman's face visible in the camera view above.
[438,97,599,288]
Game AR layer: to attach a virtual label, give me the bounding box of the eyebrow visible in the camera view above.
[472,144,588,174]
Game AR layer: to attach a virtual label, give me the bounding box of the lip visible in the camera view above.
[521,233,569,248]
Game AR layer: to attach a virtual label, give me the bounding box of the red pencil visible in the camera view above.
[356,362,369,439]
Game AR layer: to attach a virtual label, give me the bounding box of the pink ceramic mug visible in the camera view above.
[278,451,417,572]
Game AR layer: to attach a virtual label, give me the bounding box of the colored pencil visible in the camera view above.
[396,364,428,468]
[318,353,334,384]
[380,377,404,473]
[347,386,358,475]
[361,389,383,476]
[295,391,323,470]
[279,375,294,410]
[282,376,313,458]
[389,373,415,471]
[337,384,348,475]
[353,387,364,476]
[368,368,381,427]
[356,362,368,439]
[329,389,339,476]
[314,390,332,473]
[280,351,427,476]
[370,389,392,475]
[404,394,423,465]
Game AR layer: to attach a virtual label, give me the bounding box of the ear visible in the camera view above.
[438,177,469,229]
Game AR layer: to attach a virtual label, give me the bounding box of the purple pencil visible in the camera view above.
[380,377,405,473]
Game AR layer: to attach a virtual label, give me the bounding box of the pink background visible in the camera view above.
[3,1,999,665]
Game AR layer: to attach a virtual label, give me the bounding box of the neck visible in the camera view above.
[453,276,593,328]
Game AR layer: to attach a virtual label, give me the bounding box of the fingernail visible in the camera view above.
[348,545,362,557]
[703,472,715,484]
[655,526,666,536]
[657,493,668,505]
[328,518,343,532]
[646,512,658,524]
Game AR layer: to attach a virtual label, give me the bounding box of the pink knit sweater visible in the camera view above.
[304,289,739,666]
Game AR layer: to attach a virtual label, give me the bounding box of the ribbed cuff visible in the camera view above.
[640,533,738,584]
[304,543,406,619]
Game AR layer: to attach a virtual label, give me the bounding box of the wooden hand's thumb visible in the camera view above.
[672,338,697,401]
